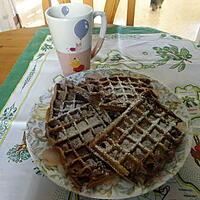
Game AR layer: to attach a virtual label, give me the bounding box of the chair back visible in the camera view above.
[42,0,136,25]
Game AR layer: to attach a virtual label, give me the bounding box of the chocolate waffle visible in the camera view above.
[90,91,185,184]
[44,73,186,191]
[46,103,114,144]
[46,81,89,121]
[57,141,116,191]
[78,75,154,111]
[46,103,118,190]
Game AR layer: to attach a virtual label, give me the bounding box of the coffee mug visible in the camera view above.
[45,3,107,75]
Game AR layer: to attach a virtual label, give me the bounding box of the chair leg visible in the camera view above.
[127,0,136,26]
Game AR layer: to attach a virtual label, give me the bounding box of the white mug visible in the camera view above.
[45,3,107,75]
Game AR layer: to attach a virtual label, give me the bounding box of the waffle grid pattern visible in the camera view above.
[48,82,88,120]
[45,75,185,190]
[79,76,153,111]
[46,103,112,144]
[46,102,115,190]
[90,95,183,184]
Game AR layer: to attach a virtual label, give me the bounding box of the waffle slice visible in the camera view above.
[46,103,118,190]
[78,75,154,111]
[46,103,115,145]
[90,91,185,185]
[46,80,89,121]
[56,140,116,191]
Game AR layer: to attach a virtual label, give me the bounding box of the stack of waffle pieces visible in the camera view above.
[45,75,185,191]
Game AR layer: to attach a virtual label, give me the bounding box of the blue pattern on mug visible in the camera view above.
[74,19,89,40]
[61,6,69,16]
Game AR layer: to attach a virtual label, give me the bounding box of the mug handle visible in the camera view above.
[91,11,107,58]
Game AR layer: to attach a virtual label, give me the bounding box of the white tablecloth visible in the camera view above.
[0,27,200,200]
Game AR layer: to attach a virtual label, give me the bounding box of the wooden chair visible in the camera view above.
[42,0,136,26]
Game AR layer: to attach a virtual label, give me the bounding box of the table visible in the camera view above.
[0,25,200,200]
[0,27,39,84]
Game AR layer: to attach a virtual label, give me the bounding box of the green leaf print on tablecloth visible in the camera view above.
[153,45,192,72]
[175,84,200,115]
[40,43,53,52]
[33,166,45,176]
[175,84,200,133]
[33,35,53,61]
[94,47,192,71]
[94,49,158,70]
[160,33,167,38]
[182,96,198,108]
[7,144,30,163]
[21,64,37,91]
[6,144,45,176]
[160,33,182,40]
[0,103,17,141]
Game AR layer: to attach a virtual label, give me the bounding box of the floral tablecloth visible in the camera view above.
[0,25,200,200]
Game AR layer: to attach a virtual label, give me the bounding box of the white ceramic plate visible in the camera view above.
[26,68,192,199]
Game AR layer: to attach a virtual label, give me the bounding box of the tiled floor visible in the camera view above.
[15,0,200,41]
